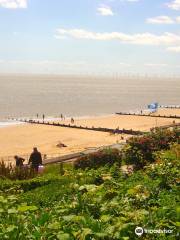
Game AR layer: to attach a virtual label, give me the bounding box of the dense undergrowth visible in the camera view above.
[0,128,179,239]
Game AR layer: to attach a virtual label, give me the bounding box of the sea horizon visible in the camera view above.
[0,74,179,121]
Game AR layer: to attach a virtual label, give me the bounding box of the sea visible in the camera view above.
[0,74,179,127]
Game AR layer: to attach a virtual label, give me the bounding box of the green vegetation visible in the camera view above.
[74,148,122,170]
[0,128,179,239]
[123,128,179,169]
[0,161,37,180]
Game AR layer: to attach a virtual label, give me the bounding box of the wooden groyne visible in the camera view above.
[16,118,145,136]
[159,105,180,109]
[115,112,180,119]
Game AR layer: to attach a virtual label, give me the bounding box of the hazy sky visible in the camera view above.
[0,0,180,76]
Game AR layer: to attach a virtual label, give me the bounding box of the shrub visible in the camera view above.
[0,161,37,180]
[0,146,179,240]
[123,127,179,169]
[74,148,122,170]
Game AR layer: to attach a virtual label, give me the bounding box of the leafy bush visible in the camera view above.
[123,127,179,168]
[0,135,179,239]
[1,146,179,239]
[74,148,122,170]
[0,161,37,180]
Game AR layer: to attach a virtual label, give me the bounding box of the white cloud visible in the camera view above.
[176,16,180,22]
[0,0,27,9]
[97,5,114,16]
[146,16,174,24]
[144,63,168,67]
[147,15,180,24]
[166,0,180,10]
[167,46,180,52]
[55,28,180,46]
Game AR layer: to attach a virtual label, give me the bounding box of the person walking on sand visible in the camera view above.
[42,114,45,122]
[14,155,25,167]
[71,118,74,124]
[28,147,42,171]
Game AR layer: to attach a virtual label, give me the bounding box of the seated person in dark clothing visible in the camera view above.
[14,155,25,167]
[28,147,42,171]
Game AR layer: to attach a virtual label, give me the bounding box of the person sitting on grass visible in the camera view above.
[28,147,42,171]
[14,155,25,167]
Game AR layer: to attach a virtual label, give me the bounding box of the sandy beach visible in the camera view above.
[153,108,180,116]
[55,114,179,131]
[0,108,179,163]
[0,123,125,163]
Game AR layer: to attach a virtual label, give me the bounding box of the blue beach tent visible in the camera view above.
[148,102,158,113]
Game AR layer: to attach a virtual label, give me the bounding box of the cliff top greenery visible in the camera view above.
[0,127,179,239]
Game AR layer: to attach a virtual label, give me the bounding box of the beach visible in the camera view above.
[54,112,180,131]
[0,108,179,163]
[0,123,125,163]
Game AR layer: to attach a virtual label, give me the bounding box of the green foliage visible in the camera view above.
[0,173,71,193]
[123,127,179,168]
[0,161,37,180]
[0,134,179,239]
[74,148,122,170]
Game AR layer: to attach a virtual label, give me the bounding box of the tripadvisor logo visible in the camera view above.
[135,226,173,236]
[135,227,144,236]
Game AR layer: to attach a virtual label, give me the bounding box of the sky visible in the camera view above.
[0,0,180,76]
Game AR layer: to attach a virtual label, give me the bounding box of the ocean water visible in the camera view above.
[0,120,24,128]
[0,74,179,123]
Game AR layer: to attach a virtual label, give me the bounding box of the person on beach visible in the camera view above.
[28,147,42,171]
[71,118,74,124]
[14,155,25,167]
[42,114,45,122]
